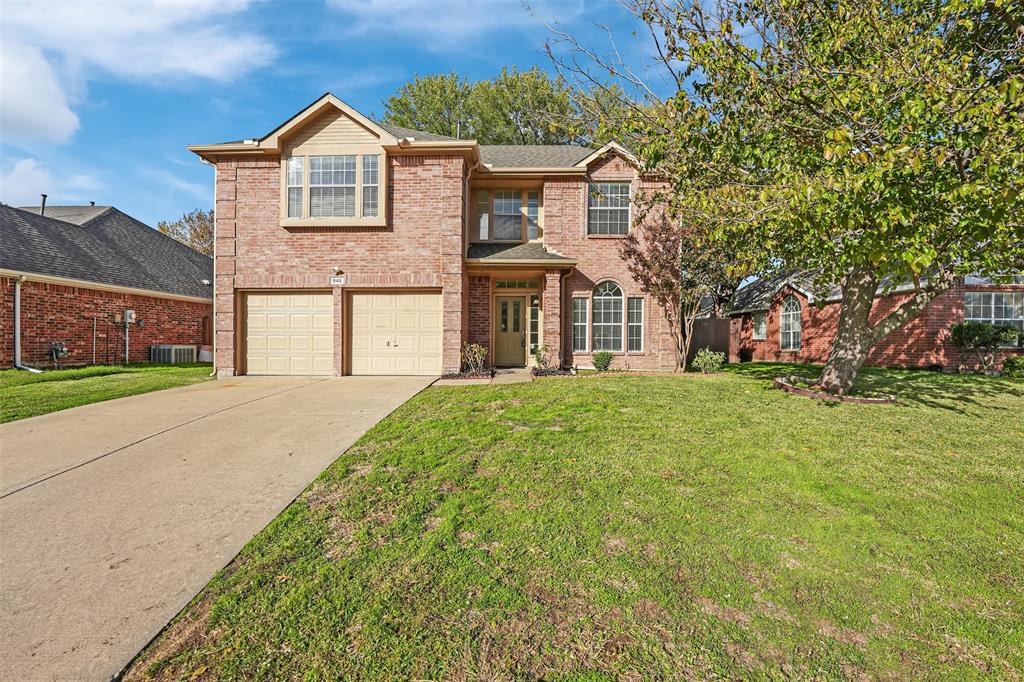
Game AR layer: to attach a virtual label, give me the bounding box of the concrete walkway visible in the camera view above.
[0,376,431,681]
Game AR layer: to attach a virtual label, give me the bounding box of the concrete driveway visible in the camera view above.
[0,376,432,681]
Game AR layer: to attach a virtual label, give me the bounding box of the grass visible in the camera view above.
[0,363,213,423]
[126,365,1023,681]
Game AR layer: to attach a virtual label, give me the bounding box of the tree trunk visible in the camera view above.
[817,268,879,394]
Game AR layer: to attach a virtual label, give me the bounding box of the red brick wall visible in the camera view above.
[467,275,491,352]
[1,277,211,367]
[214,153,466,375]
[543,153,678,370]
[729,280,1024,371]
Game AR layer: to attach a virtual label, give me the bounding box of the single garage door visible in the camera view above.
[245,292,333,375]
[350,292,442,375]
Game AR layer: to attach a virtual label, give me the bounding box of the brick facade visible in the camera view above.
[213,153,465,375]
[1,277,211,367]
[729,280,1024,371]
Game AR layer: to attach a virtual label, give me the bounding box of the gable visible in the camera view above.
[283,109,381,153]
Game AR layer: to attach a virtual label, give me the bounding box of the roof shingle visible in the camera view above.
[466,242,575,262]
[2,205,213,300]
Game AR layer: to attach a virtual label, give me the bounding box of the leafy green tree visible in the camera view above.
[158,208,213,256]
[381,73,473,140]
[382,67,616,145]
[550,0,1024,393]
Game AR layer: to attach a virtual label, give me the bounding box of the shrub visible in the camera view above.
[949,321,1019,373]
[461,342,488,374]
[592,352,613,371]
[692,347,726,374]
[533,344,551,370]
[1003,356,1024,378]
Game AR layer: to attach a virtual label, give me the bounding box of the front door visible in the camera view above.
[495,295,526,366]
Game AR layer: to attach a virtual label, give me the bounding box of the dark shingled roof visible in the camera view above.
[479,145,591,168]
[2,205,213,300]
[466,241,575,262]
[19,204,111,224]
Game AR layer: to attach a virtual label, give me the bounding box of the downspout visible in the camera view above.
[13,276,42,373]
[203,157,217,377]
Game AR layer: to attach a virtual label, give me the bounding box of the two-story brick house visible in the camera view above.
[190,94,676,377]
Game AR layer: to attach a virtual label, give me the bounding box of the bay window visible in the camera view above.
[282,152,383,222]
[472,188,543,242]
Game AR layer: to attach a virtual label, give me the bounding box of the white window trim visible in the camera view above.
[279,146,387,227]
[752,311,767,340]
[627,297,644,352]
[592,282,624,352]
[587,181,632,236]
[780,295,802,351]
[964,291,1024,347]
[361,154,379,218]
[309,154,357,218]
[473,188,542,243]
[572,297,589,353]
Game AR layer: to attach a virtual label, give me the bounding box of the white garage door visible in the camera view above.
[245,293,333,375]
[350,292,442,375]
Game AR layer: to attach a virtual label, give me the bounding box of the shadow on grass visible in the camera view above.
[724,361,1024,414]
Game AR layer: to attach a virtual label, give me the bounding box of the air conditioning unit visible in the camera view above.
[150,344,197,364]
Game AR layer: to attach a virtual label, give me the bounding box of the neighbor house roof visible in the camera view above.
[2,204,213,301]
[466,241,576,266]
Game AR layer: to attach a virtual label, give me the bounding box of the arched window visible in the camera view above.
[780,295,801,350]
[592,282,624,351]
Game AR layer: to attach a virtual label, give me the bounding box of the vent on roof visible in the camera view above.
[150,344,197,364]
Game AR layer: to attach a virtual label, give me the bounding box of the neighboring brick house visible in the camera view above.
[1,204,213,368]
[189,93,678,377]
[728,271,1024,371]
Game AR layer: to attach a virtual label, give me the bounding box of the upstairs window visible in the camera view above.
[780,296,801,350]
[286,156,304,218]
[310,155,356,217]
[362,154,379,218]
[473,189,542,242]
[284,153,383,221]
[588,182,630,235]
[493,190,522,240]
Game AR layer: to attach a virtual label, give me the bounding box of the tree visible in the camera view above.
[382,67,613,145]
[381,73,473,140]
[158,208,214,256]
[621,196,741,371]
[547,0,1024,393]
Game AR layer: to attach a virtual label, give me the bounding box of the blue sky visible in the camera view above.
[0,0,652,227]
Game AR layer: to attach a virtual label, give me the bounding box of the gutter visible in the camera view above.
[13,276,42,373]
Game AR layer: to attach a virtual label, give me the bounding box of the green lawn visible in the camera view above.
[0,363,213,423]
[127,365,1023,681]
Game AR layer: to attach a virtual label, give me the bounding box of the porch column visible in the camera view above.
[542,269,563,367]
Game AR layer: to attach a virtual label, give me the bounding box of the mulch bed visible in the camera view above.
[532,368,574,377]
[440,371,493,380]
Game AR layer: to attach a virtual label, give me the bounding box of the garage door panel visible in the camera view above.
[350,292,441,376]
[245,292,333,376]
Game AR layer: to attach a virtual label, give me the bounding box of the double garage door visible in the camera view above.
[245,291,441,376]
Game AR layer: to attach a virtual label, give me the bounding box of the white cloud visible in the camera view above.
[328,0,582,45]
[0,158,101,206]
[0,40,79,145]
[0,1,277,149]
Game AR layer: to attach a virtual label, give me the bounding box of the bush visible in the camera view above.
[461,342,488,374]
[692,347,726,374]
[1003,356,1024,378]
[533,344,551,370]
[592,352,613,371]
[949,321,1019,372]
